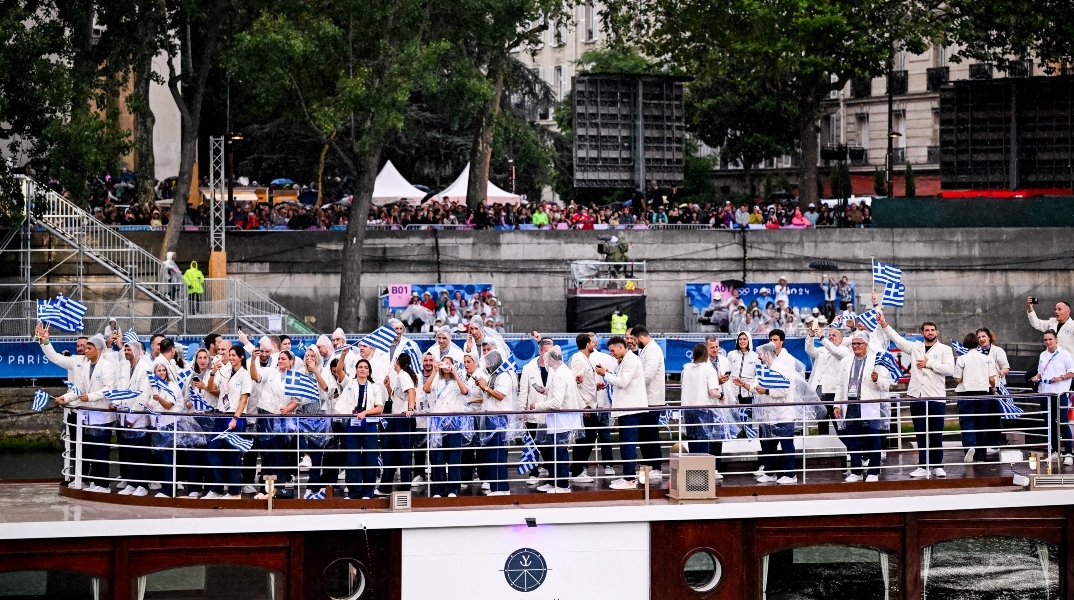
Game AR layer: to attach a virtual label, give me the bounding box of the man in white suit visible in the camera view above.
[1027,298,1074,355]
[834,333,893,482]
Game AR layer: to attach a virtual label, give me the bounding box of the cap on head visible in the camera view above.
[609,235,618,244]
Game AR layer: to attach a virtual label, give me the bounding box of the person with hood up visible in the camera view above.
[472,350,516,496]
[530,346,584,493]
[112,336,153,497]
[184,260,204,314]
[159,252,184,300]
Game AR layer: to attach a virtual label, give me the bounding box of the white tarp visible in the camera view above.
[432,162,522,206]
[373,160,428,206]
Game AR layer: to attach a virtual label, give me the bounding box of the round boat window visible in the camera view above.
[323,558,367,600]
[683,550,722,593]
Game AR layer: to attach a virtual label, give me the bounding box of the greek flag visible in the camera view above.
[857,309,880,332]
[881,282,905,308]
[175,369,193,389]
[63,381,83,396]
[951,339,969,356]
[283,370,321,404]
[138,403,161,416]
[996,384,1023,419]
[32,389,50,412]
[123,328,139,344]
[103,389,141,403]
[832,313,856,329]
[516,433,540,475]
[213,430,254,452]
[756,366,791,390]
[36,295,87,332]
[658,410,672,433]
[874,351,904,382]
[361,326,397,353]
[872,261,902,286]
[494,358,517,375]
[147,372,176,401]
[738,407,757,439]
[188,387,214,412]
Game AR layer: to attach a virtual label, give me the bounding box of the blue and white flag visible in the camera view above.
[872,261,902,286]
[36,295,88,332]
[951,339,969,356]
[123,328,139,344]
[103,389,141,403]
[32,389,51,412]
[658,410,672,433]
[147,372,176,401]
[996,384,1023,420]
[63,381,83,396]
[831,313,856,329]
[516,433,540,475]
[283,370,321,404]
[857,309,880,332]
[213,430,254,452]
[494,358,517,375]
[881,282,905,308]
[175,369,193,390]
[138,403,161,416]
[755,366,791,390]
[874,351,904,382]
[361,326,397,353]
[737,407,757,439]
[188,387,214,412]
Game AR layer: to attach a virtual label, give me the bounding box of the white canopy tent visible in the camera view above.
[432,163,522,206]
[372,160,429,206]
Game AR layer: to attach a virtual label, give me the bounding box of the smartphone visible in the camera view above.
[1029,297,1039,305]
[532,383,546,394]
[191,375,200,383]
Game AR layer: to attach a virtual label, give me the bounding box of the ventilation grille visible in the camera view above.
[670,468,678,492]
[1031,475,1074,489]
[685,469,710,492]
[391,491,412,512]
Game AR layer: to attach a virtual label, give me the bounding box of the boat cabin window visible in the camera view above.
[134,565,286,600]
[922,537,1059,600]
[0,570,106,599]
[762,545,898,600]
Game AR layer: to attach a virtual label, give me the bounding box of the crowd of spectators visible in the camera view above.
[389,289,508,334]
[69,170,875,231]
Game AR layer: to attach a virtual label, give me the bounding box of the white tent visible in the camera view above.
[432,163,522,206]
[373,160,428,206]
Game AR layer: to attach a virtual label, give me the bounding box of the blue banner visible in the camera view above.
[686,282,855,313]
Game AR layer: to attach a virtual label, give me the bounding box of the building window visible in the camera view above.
[553,20,566,46]
[923,537,1059,600]
[554,66,564,101]
[584,1,597,42]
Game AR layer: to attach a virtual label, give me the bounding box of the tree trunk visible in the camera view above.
[797,104,820,208]
[466,55,507,210]
[336,142,383,332]
[160,123,198,258]
[132,62,157,206]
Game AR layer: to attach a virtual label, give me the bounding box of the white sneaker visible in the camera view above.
[604,466,615,476]
[845,474,863,483]
[187,492,200,498]
[117,485,136,496]
[373,489,391,497]
[221,493,241,500]
[254,493,270,500]
[909,467,930,478]
[481,482,491,491]
[526,476,539,486]
[177,483,185,491]
[648,469,662,481]
[242,485,257,494]
[965,449,975,462]
[67,481,85,490]
[132,486,148,496]
[411,476,424,487]
[714,471,724,480]
[447,493,457,498]
[202,491,221,499]
[776,475,798,485]
[299,455,313,469]
[116,480,129,489]
[536,483,554,492]
[753,466,766,477]
[155,492,170,498]
[865,475,879,482]
[934,468,947,477]
[572,469,595,484]
[609,478,637,490]
[487,491,511,496]
[432,494,441,498]
[92,484,112,494]
[1065,455,1073,466]
[986,447,999,454]
[547,487,571,494]
[755,474,777,483]
[148,482,162,491]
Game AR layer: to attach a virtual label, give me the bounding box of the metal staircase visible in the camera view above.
[0,177,309,337]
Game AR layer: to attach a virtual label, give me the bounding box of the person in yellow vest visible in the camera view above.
[184,260,205,314]
[610,307,629,334]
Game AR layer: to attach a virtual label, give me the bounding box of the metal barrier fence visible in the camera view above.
[59,393,1059,500]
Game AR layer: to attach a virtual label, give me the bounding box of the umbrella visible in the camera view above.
[271,178,294,186]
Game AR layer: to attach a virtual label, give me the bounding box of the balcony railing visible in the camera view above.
[892,147,907,166]
[970,63,994,80]
[926,67,949,92]
[851,149,870,166]
[850,78,872,99]
[887,70,908,95]
[927,146,941,164]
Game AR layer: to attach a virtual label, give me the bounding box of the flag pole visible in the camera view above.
[870,256,875,295]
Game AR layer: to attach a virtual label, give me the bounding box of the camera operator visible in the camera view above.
[1028,297,1074,354]
[597,235,629,263]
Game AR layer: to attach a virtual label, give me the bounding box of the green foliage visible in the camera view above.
[904,163,916,198]
[942,0,1073,72]
[873,167,887,196]
[575,46,655,74]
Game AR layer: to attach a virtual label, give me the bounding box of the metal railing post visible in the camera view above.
[801,408,807,483]
[172,420,178,498]
[925,400,931,479]
[74,415,84,490]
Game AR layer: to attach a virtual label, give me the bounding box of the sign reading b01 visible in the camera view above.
[387,284,412,308]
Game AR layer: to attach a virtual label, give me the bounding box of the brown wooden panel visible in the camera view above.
[126,532,292,552]
[916,507,1066,548]
[650,521,744,600]
[0,537,114,577]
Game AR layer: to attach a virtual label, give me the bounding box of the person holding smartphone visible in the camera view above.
[518,338,555,487]
[203,346,252,499]
[422,357,470,497]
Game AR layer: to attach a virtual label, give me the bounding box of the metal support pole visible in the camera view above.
[801,410,807,483]
[74,416,84,490]
[172,421,178,498]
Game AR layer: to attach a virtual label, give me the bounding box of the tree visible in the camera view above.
[227,0,442,331]
[605,0,940,208]
[942,0,1073,72]
[873,167,886,196]
[904,162,916,197]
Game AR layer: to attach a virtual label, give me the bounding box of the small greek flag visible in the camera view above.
[996,384,1023,420]
[32,389,50,412]
[494,358,517,374]
[37,295,88,332]
[103,389,141,403]
[857,309,880,332]
[147,372,176,401]
[832,313,855,329]
[738,407,757,439]
[138,403,161,416]
[881,282,905,308]
[213,430,254,452]
[123,328,139,344]
[516,433,540,475]
[872,261,902,286]
[874,351,904,382]
[283,370,321,404]
[361,326,397,353]
[658,410,672,433]
[63,381,83,396]
[175,369,193,390]
[188,387,214,412]
[756,366,791,390]
[951,339,969,356]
